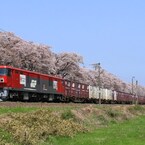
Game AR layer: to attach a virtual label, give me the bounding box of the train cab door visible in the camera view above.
[11,70,21,89]
[6,68,12,87]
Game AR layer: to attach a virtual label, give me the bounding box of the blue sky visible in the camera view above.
[0,0,145,85]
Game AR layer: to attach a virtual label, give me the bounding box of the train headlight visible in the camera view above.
[0,78,4,83]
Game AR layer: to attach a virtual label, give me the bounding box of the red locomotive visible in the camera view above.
[0,66,89,102]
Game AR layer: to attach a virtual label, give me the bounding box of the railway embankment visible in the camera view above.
[0,103,145,145]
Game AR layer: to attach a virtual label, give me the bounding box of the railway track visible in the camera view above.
[0,101,98,108]
[0,101,136,108]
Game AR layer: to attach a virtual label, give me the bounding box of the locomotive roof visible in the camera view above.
[0,65,63,80]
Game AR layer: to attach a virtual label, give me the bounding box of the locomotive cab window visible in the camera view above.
[0,68,11,76]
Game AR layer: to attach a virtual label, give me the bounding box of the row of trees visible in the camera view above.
[0,31,145,96]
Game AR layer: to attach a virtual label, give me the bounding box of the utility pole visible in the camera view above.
[135,80,138,105]
[92,63,101,105]
[132,76,135,104]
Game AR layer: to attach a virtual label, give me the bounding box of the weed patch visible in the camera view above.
[106,109,120,118]
[0,109,86,145]
[61,110,75,120]
[129,105,145,114]
[0,105,145,145]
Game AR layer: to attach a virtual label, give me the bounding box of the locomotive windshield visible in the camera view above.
[0,68,11,76]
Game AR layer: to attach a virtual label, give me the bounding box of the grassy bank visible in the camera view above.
[50,115,145,145]
[0,104,145,145]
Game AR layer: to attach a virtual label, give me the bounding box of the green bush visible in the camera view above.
[61,110,75,120]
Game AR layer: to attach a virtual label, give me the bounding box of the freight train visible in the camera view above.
[0,65,145,104]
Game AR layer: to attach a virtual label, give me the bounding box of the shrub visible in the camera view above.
[61,110,75,120]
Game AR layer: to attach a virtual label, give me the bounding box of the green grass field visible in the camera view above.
[0,105,145,145]
[49,116,145,145]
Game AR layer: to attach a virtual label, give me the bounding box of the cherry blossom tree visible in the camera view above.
[0,31,145,96]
